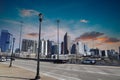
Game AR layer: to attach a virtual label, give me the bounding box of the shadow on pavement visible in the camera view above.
[0,75,30,80]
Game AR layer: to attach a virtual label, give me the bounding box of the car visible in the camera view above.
[0,57,6,62]
[6,57,11,61]
[81,59,96,64]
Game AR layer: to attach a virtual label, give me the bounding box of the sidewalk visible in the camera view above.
[0,63,57,80]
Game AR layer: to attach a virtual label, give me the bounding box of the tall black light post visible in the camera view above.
[35,13,42,80]
[57,20,60,60]
[9,38,15,67]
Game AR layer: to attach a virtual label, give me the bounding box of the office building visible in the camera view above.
[90,48,100,57]
[61,42,64,54]
[47,40,52,55]
[119,46,120,54]
[0,30,12,52]
[64,32,71,54]
[21,39,37,53]
[51,45,58,55]
[76,41,91,56]
[71,44,77,54]
[101,50,108,57]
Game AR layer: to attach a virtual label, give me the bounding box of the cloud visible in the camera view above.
[95,36,120,46]
[75,31,104,41]
[0,19,21,25]
[104,37,120,44]
[25,33,39,38]
[96,36,108,42]
[80,19,88,23]
[19,9,39,17]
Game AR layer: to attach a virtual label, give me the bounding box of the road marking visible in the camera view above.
[44,72,82,80]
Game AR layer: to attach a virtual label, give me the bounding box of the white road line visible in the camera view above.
[44,72,81,80]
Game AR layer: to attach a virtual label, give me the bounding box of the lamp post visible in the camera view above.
[9,38,15,67]
[19,21,23,56]
[57,20,60,60]
[35,13,42,80]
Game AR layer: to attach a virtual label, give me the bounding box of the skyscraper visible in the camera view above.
[61,42,64,54]
[0,30,12,52]
[40,39,45,55]
[119,46,120,54]
[21,39,37,53]
[47,40,52,55]
[64,32,71,54]
[76,41,90,56]
[40,39,54,56]
[71,44,77,54]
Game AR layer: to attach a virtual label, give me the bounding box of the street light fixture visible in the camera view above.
[35,13,43,80]
[9,38,15,67]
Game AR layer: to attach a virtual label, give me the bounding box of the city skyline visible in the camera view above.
[0,0,120,51]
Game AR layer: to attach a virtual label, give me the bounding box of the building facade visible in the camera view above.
[64,32,71,54]
[0,30,12,52]
[21,39,37,53]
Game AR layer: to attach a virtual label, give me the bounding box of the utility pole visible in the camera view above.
[9,38,15,67]
[19,21,23,56]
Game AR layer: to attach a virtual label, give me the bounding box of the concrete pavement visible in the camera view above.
[2,59,120,80]
[10,59,120,80]
[0,63,57,80]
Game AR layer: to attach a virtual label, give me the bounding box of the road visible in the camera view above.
[4,59,120,80]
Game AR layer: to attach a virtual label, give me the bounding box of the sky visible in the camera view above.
[0,0,120,52]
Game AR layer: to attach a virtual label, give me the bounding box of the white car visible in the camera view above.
[0,57,6,62]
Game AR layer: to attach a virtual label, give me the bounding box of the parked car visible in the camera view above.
[6,56,15,61]
[6,57,11,61]
[81,59,96,64]
[0,57,6,62]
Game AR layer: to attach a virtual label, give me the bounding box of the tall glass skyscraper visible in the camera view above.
[0,30,12,52]
[64,32,71,54]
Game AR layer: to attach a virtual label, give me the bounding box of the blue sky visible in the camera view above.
[0,0,120,51]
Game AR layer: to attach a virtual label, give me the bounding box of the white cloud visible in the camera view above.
[80,19,88,23]
[0,19,21,25]
[19,9,39,17]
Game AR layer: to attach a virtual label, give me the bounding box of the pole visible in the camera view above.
[35,13,42,79]
[57,20,60,60]
[9,38,15,67]
[19,21,23,56]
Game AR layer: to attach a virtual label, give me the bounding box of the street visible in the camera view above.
[4,59,120,80]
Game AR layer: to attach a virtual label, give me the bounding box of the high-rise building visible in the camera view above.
[44,40,48,55]
[71,44,77,54]
[76,41,91,56]
[21,39,37,53]
[119,46,120,54]
[0,30,12,52]
[51,45,58,55]
[61,42,64,54]
[40,39,45,55]
[76,42,85,55]
[40,39,54,56]
[101,50,108,57]
[90,48,100,57]
[64,32,71,54]
[47,40,52,55]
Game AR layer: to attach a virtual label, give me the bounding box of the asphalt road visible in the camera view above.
[4,59,120,80]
